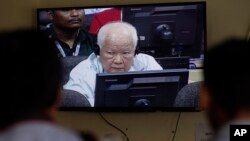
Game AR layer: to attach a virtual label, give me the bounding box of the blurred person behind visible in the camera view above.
[88,8,121,35]
[0,29,81,141]
[45,9,94,57]
[201,39,250,141]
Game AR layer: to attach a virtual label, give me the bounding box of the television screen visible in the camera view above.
[37,2,205,111]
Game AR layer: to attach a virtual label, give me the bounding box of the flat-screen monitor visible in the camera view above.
[155,56,190,69]
[122,4,205,59]
[36,2,205,111]
[94,69,189,111]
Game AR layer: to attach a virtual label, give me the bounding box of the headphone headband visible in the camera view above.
[94,36,140,56]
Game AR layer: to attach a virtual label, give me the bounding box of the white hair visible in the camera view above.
[97,21,138,49]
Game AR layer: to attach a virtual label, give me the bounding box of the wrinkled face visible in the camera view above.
[100,30,135,73]
[49,9,84,30]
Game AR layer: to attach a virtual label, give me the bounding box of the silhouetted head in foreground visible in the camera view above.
[202,38,250,132]
[0,29,63,130]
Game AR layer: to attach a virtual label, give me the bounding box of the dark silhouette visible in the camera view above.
[202,39,250,141]
[0,29,81,141]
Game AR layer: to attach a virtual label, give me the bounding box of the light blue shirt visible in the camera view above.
[0,121,81,141]
[64,53,163,106]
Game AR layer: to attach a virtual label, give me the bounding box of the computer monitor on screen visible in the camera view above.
[94,69,189,110]
[122,3,205,59]
[155,56,190,69]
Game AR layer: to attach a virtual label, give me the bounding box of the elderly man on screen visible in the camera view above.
[64,21,163,106]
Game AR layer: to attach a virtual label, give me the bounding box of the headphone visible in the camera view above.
[93,36,140,56]
[93,43,100,56]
